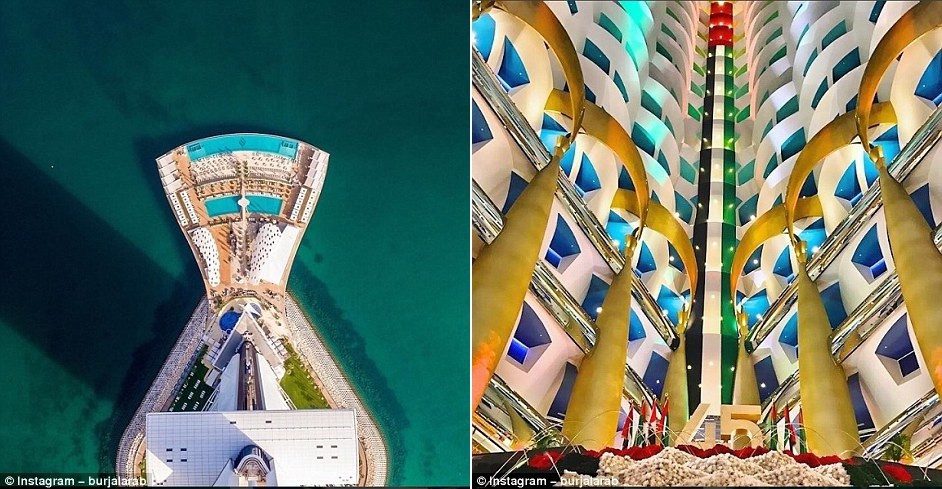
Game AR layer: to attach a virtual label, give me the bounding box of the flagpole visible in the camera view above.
[622,401,634,449]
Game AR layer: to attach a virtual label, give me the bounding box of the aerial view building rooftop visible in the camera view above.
[145,410,358,486]
[118,133,387,486]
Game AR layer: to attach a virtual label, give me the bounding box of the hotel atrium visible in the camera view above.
[471,0,942,465]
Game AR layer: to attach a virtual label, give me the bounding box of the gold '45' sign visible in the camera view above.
[675,404,764,448]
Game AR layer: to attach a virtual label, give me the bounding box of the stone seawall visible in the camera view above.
[115,298,210,478]
[284,296,390,486]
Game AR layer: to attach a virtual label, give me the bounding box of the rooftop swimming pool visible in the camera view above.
[204,194,283,217]
[219,310,240,332]
[186,134,299,160]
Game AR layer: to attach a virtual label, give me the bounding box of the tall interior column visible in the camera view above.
[471,155,561,409]
[687,1,741,417]
[562,237,636,449]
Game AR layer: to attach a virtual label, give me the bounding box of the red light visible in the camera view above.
[708,2,734,47]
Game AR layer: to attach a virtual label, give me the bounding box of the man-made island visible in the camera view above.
[116,133,387,486]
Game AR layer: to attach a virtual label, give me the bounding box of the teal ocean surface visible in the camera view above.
[0,1,467,485]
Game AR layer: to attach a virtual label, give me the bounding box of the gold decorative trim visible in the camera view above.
[785,102,896,234]
[545,89,651,227]
[729,198,822,300]
[611,189,698,306]
[483,1,586,145]
[857,1,942,151]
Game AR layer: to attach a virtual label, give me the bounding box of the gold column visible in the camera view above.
[662,325,689,445]
[876,153,942,399]
[562,235,637,449]
[471,151,561,409]
[608,189,694,444]
[795,242,860,457]
[471,0,588,411]
[730,313,760,449]
[501,397,536,450]
[733,313,760,406]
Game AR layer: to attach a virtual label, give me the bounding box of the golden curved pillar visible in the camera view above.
[856,1,942,149]
[478,1,586,144]
[501,397,536,450]
[877,162,942,399]
[611,189,698,301]
[662,328,689,445]
[784,103,896,228]
[795,256,860,457]
[730,313,759,449]
[607,191,693,443]
[546,90,650,226]
[729,197,822,299]
[472,153,561,409]
[562,236,637,449]
[732,313,760,407]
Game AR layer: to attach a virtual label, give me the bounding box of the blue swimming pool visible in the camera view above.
[246,195,283,214]
[219,310,240,332]
[186,134,299,160]
[204,195,283,217]
[204,196,241,217]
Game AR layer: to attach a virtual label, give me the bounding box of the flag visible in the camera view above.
[638,401,649,446]
[767,404,779,450]
[621,403,634,449]
[796,408,807,454]
[654,401,664,446]
[660,397,670,446]
[782,404,792,452]
[649,401,659,446]
[784,404,799,451]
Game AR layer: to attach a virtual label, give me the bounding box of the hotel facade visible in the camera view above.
[472,0,942,464]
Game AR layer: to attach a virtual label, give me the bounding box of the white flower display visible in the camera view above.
[556,447,851,487]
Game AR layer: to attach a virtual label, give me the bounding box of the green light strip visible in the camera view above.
[701,42,740,405]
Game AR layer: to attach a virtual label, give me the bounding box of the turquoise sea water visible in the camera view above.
[0,1,467,486]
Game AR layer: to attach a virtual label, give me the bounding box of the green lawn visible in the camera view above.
[170,345,214,412]
[279,343,330,409]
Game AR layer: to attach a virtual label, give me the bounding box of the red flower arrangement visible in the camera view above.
[581,443,845,467]
[583,444,664,460]
[731,445,771,459]
[881,462,913,484]
[527,450,563,470]
[674,443,766,459]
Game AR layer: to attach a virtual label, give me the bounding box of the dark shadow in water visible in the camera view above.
[288,262,409,485]
[0,137,203,472]
[93,283,202,470]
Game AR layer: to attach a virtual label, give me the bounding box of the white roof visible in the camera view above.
[210,353,240,412]
[145,409,358,486]
[257,352,291,410]
[211,349,290,412]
